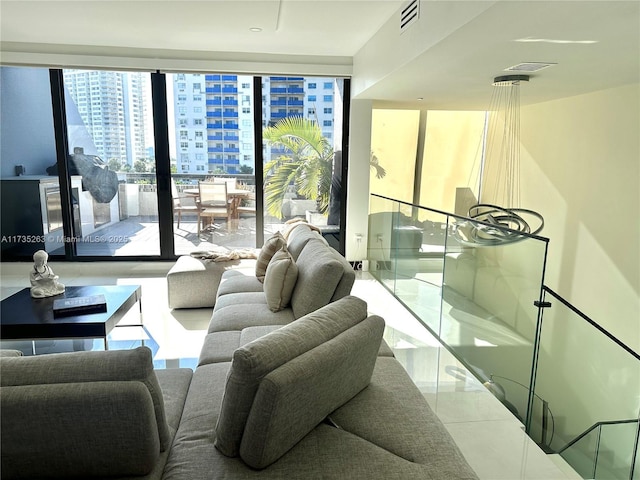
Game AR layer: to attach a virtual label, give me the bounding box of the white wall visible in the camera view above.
[518,83,640,353]
[345,99,373,262]
[0,67,57,177]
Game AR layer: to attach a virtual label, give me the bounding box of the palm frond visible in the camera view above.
[263,117,335,218]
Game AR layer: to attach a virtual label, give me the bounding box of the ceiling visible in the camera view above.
[1,0,638,110]
[0,0,402,57]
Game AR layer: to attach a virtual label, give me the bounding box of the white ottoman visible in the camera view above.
[167,255,254,309]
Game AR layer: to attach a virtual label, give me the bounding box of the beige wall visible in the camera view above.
[369,109,420,203]
[517,83,640,352]
[420,110,485,215]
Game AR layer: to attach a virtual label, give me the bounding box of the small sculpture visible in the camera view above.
[30,250,65,298]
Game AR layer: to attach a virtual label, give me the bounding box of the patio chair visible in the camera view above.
[197,181,232,235]
[236,191,256,216]
[171,179,199,229]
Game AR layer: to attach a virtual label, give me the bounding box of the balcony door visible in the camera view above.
[167,73,258,255]
[61,69,161,257]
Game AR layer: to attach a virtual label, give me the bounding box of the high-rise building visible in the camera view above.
[63,70,148,166]
[173,73,253,175]
[173,74,338,175]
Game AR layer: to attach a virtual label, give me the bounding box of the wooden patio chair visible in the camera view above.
[197,181,232,235]
[171,178,199,229]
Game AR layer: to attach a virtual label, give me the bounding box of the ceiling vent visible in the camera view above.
[400,0,420,33]
[505,62,557,73]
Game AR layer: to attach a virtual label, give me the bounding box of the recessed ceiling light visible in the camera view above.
[249,27,262,33]
[515,37,598,44]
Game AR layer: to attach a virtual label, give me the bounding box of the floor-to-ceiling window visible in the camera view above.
[370,108,485,214]
[0,67,350,261]
[167,73,258,255]
[61,69,161,257]
[262,76,347,252]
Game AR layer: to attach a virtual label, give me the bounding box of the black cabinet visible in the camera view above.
[1,176,64,258]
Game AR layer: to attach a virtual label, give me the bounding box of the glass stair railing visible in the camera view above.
[367,194,640,480]
[557,419,639,480]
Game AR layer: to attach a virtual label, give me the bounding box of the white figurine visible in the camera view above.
[30,250,65,298]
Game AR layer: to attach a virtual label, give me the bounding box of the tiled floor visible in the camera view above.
[0,261,577,479]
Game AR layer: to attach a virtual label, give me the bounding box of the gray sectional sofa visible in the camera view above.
[0,224,478,479]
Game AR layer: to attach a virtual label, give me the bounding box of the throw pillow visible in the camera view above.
[255,231,286,282]
[263,246,298,312]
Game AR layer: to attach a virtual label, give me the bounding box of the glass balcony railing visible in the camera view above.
[367,194,639,480]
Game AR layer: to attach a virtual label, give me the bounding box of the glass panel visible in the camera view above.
[560,426,600,479]
[537,288,640,477]
[440,214,547,427]
[262,76,345,247]
[167,73,256,254]
[62,69,159,256]
[368,195,398,293]
[595,421,639,479]
[0,66,66,259]
[391,202,447,334]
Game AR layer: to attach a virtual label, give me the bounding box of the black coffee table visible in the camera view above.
[0,285,142,351]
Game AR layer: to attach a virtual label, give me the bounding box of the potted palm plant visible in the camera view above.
[263,117,333,221]
[263,117,386,223]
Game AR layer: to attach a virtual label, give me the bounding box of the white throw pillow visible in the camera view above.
[263,246,298,312]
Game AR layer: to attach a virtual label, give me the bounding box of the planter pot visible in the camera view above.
[305,210,327,226]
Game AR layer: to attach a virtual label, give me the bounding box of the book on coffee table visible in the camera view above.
[53,294,107,317]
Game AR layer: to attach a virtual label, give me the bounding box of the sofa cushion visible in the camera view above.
[1,381,160,478]
[239,314,385,469]
[285,223,324,260]
[328,357,479,478]
[0,346,171,452]
[214,295,369,457]
[263,246,298,312]
[255,231,286,282]
[217,270,264,298]
[198,326,283,366]
[327,245,356,301]
[209,301,295,333]
[290,238,344,318]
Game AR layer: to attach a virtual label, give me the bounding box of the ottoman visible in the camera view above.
[167,255,253,309]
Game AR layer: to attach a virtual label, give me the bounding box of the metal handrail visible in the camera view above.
[557,418,638,454]
[543,286,640,361]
